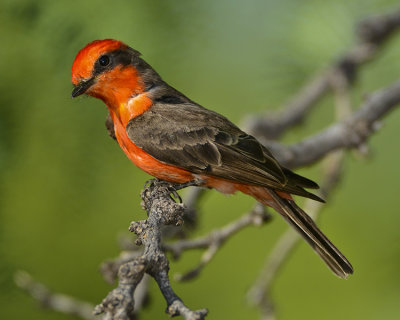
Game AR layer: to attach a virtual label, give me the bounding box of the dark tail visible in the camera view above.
[266,189,353,278]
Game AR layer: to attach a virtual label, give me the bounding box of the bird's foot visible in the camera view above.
[171,179,205,191]
[143,178,204,203]
[144,178,161,188]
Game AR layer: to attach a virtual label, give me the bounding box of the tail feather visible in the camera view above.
[282,168,320,189]
[266,189,353,278]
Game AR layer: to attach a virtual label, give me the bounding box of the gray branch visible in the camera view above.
[244,9,400,139]
[164,203,271,281]
[15,271,96,320]
[263,80,400,168]
[94,181,208,320]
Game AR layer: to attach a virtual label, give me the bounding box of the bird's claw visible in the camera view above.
[143,179,182,203]
[168,187,182,203]
[143,178,158,189]
[172,179,205,190]
[143,179,204,204]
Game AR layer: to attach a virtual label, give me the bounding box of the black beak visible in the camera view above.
[72,77,95,98]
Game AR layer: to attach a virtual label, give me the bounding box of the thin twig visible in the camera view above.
[244,9,400,139]
[164,203,271,281]
[100,250,143,284]
[15,271,96,320]
[263,80,400,168]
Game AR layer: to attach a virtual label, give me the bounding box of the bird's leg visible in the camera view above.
[144,178,161,188]
[143,178,205,203]
[171,179,205,191]
[166,179,206,203]
[163,180,202,203]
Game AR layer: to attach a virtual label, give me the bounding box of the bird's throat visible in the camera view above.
[89,65,152,123]
[114,93,153,126]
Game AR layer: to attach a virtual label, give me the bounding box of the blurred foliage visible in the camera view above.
[1,0,400,319]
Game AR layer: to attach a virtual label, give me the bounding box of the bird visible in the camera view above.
[71,39,353,278]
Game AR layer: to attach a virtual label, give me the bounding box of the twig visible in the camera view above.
[100,250,143,284]
[99,249,150,316]
[244,9,400,139]
[15,271,96,320]
[244,71,331,139]
[164,203,271,281]
[94,181,208,320]
[263,80,400,168]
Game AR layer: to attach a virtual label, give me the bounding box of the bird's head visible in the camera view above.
[71,39,159,107]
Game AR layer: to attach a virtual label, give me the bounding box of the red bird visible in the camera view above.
[71,39,353,278]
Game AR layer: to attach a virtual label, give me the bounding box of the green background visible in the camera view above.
[1,0,400,319]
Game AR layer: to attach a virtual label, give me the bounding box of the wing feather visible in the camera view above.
[126,101,320,200]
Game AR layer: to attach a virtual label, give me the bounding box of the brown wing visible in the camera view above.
[126,102,322,200]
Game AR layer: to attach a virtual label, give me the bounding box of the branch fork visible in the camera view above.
[94,181,208,320]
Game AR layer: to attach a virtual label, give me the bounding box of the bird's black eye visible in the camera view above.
[99,55,110,67]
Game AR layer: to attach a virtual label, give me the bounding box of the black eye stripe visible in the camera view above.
[93,50,133,76]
